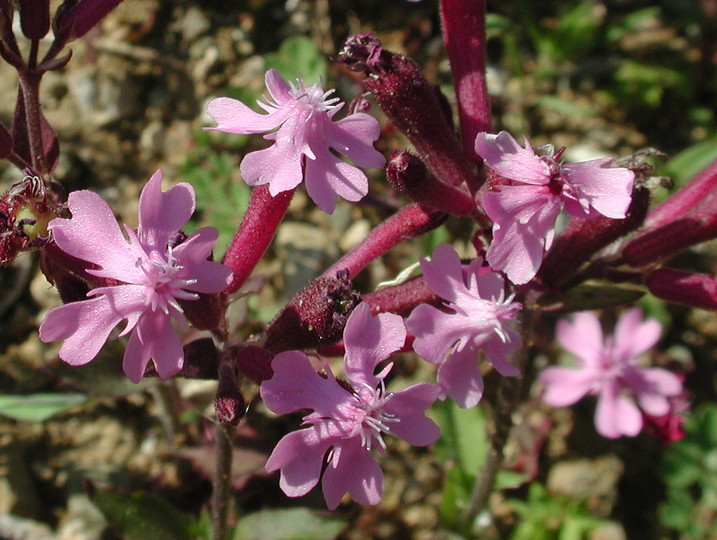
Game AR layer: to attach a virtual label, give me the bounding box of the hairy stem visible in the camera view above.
[222,184,293,294]
[18,73,48,175]
[211,422,233,540]
[320,203,447,279]
[463,308,535,528]
[439,0,491,166]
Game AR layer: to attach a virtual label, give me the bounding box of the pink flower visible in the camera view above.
[539,309,683,438]
[405,243,523,408]
[475,131,634,284]
[39,170,232,383]
[205,69,386,214]
[260,302,440,509]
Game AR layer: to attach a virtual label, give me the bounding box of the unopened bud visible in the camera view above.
[20,0,50,40]
[264,270,360,353]
[339,34,477,189]
[646,268,717,310]
[387,150,476,216]
[214,352,245,426]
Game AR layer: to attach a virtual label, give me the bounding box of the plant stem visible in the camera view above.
[222,184,293,294]
[439,0,491,166]
[320,204,447,280]
[211,422,233,540]
[463,308,535,529]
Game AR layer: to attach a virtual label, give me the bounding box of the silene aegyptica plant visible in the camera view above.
[1,0,715,535]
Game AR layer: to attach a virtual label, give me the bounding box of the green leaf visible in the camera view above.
[91,487,199,540]
[431,400,488,479]
[537,282,644,312]
[664,139,717,191]
[264,35,328,86]
[232,508,346,540]
[0,393,88,421]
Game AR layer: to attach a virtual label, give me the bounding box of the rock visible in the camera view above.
[547,455,624,516]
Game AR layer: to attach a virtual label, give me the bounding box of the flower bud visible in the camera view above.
[233,345,274,384]
[623,159,717,267]
[339,34,477,189]
[264,270,361,353]
[646,268,717,310]
[20,0,50,40]
[387,150,476,216]
[214,352,245,426]
[52,0,124,43]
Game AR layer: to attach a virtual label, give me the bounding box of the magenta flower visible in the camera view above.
[205,69,386,214]
[405,243,523,408]
[475,131,634,284]
[260,302,440,509]
[39,170,232,383]
[539,309,683,438]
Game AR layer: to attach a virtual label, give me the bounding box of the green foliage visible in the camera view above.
[0,392,87,421]
[264,35,328,86]
[90,486,201,540]
[508,483,608,540]
[537,282,644,312]
[232,508,346,540]
[431,399,489,528]
[663,138,717,191]
[659,403,717,539]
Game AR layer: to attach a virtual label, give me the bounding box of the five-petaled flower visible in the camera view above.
[260,302,440,509]
[406,243,523,408]
[39,170,232,383]
[539,308,683,439]
[205,69,386,214]
[475,131,634,285]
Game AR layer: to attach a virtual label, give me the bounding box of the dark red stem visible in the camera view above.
[439,0,491,165]
[221,185,294,294]
[320,204,447,279]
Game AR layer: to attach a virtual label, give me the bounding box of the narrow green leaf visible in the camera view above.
[91,487,199,540]
[0,393,88,421]
[232,508,345,540]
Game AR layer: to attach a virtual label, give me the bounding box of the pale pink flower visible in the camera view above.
[205,69,386,214]
[406,243,522,408]
[539,309,683,439]
[39,170,232,383]
[261,302,440,509]
[475,131,634,284]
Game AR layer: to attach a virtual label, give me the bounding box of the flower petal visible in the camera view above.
[562,158,634,219]
[39,285,146,366]
[266,427,333,498]
[138,170,196,251]
[205,96,288,134]
[436,347,485,408]
[49,190,145,283]
[343,303,406,388]
[328,113,386,169]
[474,131,550,184]
[239,144,304,193]
[123,311,184,382]
[383,383,441,445]
[595,383,642,438]
[539,366,597,407]
[613,308,661,359]
[555,312,604,365]
[261,350,349,417]
[322,438,383,509]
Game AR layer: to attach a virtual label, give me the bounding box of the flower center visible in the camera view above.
[135,246,198,313]
[350,381,399,451]
[289,79,341,113]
